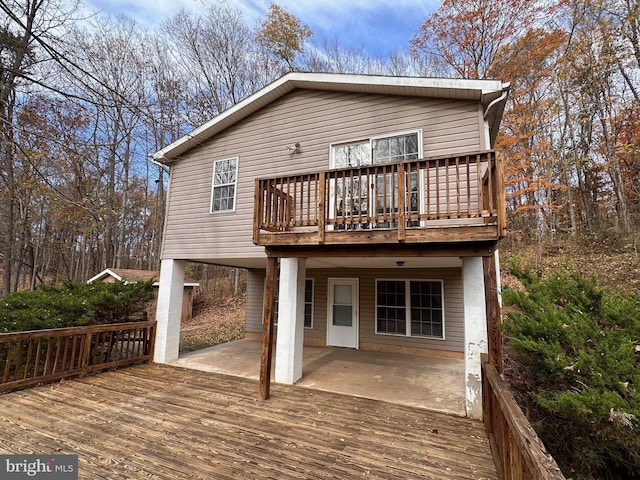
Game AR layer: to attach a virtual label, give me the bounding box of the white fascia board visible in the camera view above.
[153,72,510,163]
[86,268,122,284]
[152,74,295,163]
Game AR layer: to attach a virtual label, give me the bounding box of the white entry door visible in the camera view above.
[327,278,359,348]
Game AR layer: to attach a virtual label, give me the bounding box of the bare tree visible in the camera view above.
[0,0,80,293]
[163,5,259,125]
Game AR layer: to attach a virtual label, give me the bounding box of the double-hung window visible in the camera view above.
[376,279,444,339]
[210,157,238,213]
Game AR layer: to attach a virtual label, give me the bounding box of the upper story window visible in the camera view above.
[331,130,422,168]
[210,157,238,213]
[330,131,422,226]
[372,132,420,163]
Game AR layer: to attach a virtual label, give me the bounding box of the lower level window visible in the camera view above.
[275,278,313,329]
[376,280,444,339]
[304,278,314,328]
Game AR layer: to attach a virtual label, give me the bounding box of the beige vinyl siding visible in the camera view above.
[162,89,483,261]
[245,269,265,333]
[244,268,326,341]
[312,268,464,353]
[245,266,464,353]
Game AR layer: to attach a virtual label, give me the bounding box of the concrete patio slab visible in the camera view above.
[171,338,466,416]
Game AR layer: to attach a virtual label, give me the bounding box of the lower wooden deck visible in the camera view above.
[0,364,497,479]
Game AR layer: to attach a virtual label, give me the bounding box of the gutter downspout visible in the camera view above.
[149,154,171,175]
[483,89,509,122]
[482,87,509,149]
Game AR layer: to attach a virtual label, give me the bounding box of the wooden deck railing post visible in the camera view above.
[253,179,262,244]
[318,172,326,244]
[397,163,406,241]
[80,328,93,375]
[495,152,506,237]
[483,252,502,373]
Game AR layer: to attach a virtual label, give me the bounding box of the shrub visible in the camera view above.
[501,266,640,479]
[0,281,154,333]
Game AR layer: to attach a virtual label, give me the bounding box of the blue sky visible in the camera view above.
[83,0,440,57]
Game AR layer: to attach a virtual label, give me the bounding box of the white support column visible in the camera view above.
[154,259,185,363]
[275,257,306,384]
[462,256,488,419]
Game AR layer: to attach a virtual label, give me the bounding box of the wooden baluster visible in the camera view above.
[318,172,326,243]
[455,156,461,218]
[466,155,472,217]
[398,163,406,241]
[2,342,13,383]
[445,157,451,218]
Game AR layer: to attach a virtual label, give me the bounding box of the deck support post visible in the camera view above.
[483,251,502,373]
[259,256,278,400]
[462,256,488,420]
[154,259,185,363]
[275,257,306,384]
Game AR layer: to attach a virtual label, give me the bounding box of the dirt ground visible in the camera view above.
[179,296,245,352]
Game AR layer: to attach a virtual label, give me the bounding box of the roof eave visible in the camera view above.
[153,73,510,163]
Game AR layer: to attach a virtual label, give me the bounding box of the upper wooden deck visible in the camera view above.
[0,363,497,479]
[254,150,506,247]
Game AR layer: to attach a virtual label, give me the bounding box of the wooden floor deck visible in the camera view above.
[0,364,497,479]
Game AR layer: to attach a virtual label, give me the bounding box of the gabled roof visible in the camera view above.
[87,268,199,287]
[153,72,510,163]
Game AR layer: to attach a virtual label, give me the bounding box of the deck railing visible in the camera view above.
[254,150,505,245]
[482,355,566,480]
[0,320,156,392]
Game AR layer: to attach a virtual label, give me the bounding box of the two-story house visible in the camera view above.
[152,72,509,418]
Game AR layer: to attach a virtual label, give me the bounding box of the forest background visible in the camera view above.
[1,0,639,294]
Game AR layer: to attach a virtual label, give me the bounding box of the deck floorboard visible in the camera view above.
[0,364,497,479]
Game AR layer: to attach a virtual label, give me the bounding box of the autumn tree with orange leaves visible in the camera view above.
[413,0,640,239]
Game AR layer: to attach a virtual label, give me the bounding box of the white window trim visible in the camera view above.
[210,157,238,214]
[329,129,423,169]
[304,278,314,329]
[273,277,314,329]
[329,138,369,169]
[375,278,445,340]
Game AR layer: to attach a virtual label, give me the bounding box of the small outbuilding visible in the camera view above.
[87,268,199,323]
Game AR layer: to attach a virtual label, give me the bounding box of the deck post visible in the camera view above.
[275,257,306,384]
[259,256,278,400]
[462,256,488,420]
[483,251,503,373]
[154,259,185,363]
